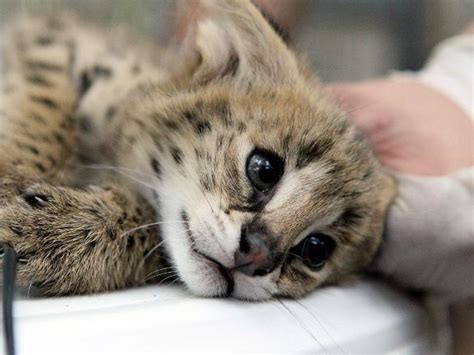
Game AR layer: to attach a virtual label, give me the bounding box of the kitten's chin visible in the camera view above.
[175,252,230,298]
[174,250,277,301]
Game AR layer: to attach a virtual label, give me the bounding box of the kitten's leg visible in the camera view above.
[0,17,163,295]
[0,183,162,295]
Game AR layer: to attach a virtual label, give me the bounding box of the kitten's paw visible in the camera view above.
[0,183,161,295]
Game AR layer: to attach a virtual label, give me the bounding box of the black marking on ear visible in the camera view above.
[35,36,54,46]
[25,60,63,72]
[105,106,116,121]
[170,147,183,165]
[30,95,59,110]
[25,73,53,87]
[296,138,334,169]
[150,157,161,177]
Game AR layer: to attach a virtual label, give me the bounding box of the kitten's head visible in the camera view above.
[123,0,395,300]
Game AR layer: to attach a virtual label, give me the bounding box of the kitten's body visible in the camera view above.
[0,0,395,299]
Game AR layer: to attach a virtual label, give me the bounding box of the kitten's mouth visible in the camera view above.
[191,247,235,297]
[180,209,234,296]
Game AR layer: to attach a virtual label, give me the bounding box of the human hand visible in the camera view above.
[325,80,473,176]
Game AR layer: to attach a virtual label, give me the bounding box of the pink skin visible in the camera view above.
[325,80,474,176]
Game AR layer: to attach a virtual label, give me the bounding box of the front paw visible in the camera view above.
[0,183,160,295]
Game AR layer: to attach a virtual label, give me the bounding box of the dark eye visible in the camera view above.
[246,150,284,192]
[290,233,336,270]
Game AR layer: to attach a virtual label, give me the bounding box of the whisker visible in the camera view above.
[276,298,326,352]
[134,238,168,281]
[144,269,178,283]
[120,220,183,239]
[157,273,180,286]
[294,299,345,354]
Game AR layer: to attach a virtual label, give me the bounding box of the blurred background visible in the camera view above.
[1,0,473,82]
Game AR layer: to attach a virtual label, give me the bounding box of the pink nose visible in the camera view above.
[234,225,274,277]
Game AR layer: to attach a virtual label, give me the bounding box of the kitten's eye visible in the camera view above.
[246,150,284,192]
[290,233,335,270]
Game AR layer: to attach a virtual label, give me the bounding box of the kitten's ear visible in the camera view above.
[183,0,300,85]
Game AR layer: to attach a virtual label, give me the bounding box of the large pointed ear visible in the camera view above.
[180,0,300,85]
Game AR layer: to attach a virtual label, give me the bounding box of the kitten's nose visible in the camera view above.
[234,224,274,277]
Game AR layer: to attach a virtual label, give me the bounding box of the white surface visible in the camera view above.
[4,278,434,354]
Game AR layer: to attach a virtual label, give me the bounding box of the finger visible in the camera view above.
[324,83,394,144]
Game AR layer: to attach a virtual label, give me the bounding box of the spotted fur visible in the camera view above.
[0,0,395,299]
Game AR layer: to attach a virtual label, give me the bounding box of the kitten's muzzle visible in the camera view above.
[234,224,275,277]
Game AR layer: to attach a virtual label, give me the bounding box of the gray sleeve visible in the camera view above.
[373,167,474,300]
